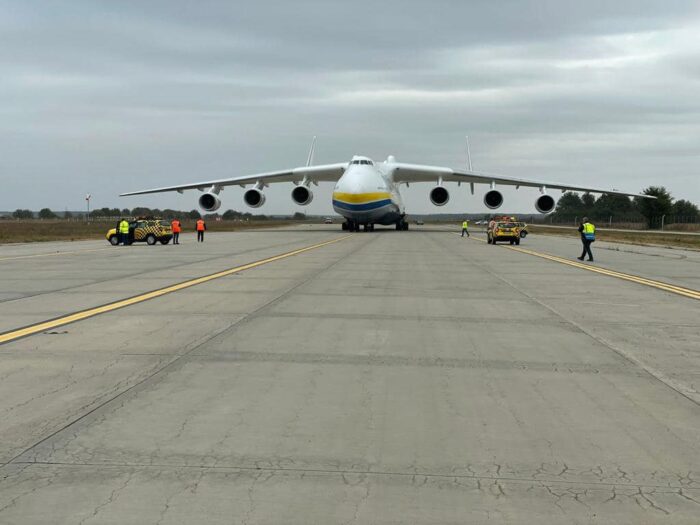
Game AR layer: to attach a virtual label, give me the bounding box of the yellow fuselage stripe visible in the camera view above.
[0,235,352,345]
[332,192,392,204]
[464,234,700,300]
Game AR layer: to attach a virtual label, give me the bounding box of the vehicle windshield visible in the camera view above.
[159,220,170,227]
[498,223,517,228]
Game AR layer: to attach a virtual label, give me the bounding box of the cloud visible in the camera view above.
[1,0,699,214]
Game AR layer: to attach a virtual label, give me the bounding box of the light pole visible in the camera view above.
[85,194,91,222]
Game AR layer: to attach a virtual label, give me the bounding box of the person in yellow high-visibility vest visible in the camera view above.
[118,218,130,246]
[461,219,470,237]
[577,217,595,261]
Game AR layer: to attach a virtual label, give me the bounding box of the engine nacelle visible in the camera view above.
[244,188,266,208]
[484,189,503,209]
[198,192,221,212]
[429,186,450,206]
[291,185,313,206]
[535,194,556,214]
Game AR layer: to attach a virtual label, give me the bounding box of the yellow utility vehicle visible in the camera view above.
[487,221,521,245]
[107,218,173,245]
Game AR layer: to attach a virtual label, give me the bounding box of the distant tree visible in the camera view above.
[38,208,57,219]
[552,192,584,220]
[292,212,306,220]
[12,209,34,219]
[671,199,699,221]
[131,207,153,217]
[591,194,634,220]
[634,186,673,229]
[188,209,201,220]
[204,213,220,220]
[581,193,596,213]
[222,209,241,220]
[122,208,131,215]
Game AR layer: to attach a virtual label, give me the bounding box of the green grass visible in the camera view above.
[528,225,700,250]
[0,220,291,244]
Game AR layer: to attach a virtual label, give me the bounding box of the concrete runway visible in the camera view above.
[0,225,699,524]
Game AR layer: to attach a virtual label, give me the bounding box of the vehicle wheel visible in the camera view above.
[520,230,527,238]
[109,235,119,246]
[160,238,170,245]
[146,234,157,245]
[515,239,520,245]
[510,240,514,245]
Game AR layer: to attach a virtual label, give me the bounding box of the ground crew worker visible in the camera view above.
[577,217,595,262]
[461,219,470,237]
[196,218,206,242]
[171,218,181,244]
[118,218,130,246]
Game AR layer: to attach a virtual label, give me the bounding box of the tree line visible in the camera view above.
[7,207,294,221]
[552,186,698,228]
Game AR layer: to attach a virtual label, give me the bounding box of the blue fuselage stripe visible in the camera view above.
[332,199,393,211]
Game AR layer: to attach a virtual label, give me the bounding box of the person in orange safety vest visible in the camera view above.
[196,218,206,242]
[171,218,181,244]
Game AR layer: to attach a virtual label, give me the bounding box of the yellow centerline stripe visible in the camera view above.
[457,233,700,300]
[0,235,352,345]
[0,247,113,262]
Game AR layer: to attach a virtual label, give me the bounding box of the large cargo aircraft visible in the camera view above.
[121,139,653,231]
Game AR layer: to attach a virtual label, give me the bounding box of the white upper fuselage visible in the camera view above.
[331,156,404,225]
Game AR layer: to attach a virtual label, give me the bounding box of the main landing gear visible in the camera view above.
[342,221,375,232]
[395,220,409,231]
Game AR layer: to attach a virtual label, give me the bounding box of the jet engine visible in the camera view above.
[484,189,503,209]
[244,188,266,208]
[429,186,450,206]
[535,194,556,214]
[291,185,313,206]
[198,192,222,212]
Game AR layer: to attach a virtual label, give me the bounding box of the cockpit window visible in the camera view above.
[350,159,373,166]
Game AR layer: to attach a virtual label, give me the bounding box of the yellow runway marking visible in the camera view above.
[457,233,700,300]
[0,235,352,345]
[0,247,112,262]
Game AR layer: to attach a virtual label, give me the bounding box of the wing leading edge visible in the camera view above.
[120,163,347,197]
[389,162,654,198]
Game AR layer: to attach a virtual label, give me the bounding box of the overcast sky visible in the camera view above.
[1,0,699,215]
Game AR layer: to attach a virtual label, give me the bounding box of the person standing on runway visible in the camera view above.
[196,217,206,242]
[577,217,595,262]
[171,218,181,244]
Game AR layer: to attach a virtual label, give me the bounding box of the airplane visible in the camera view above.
[121,138,654,232]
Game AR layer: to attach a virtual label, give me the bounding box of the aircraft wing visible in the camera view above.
[120,162,347,196]
[390,162,654,198]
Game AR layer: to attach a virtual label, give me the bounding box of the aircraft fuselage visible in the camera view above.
[331,157,405,227]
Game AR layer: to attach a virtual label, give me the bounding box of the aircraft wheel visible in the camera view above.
[342,222,348,231]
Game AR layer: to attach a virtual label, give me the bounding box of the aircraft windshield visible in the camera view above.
[350,159,373,165]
